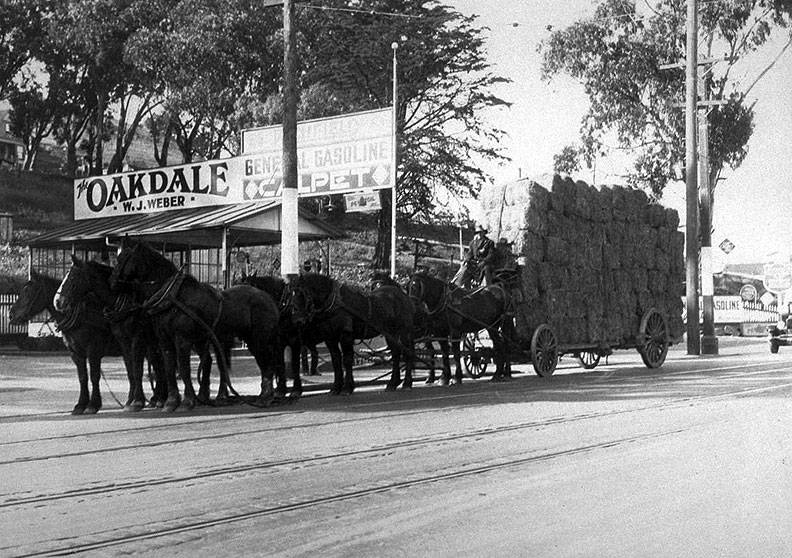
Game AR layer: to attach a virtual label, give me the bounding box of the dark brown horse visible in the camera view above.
[237,273,327,396]
[407,271,513,385]
[110,238,283,411]
[10,268,120,414]
[289,272,415,394]
[53,256,168,412]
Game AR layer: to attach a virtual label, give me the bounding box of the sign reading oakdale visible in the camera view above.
[74,109,392,220]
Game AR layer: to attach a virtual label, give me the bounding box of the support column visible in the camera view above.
[685,0,700,355]
[699,114,718,354]
[281,0,299,281]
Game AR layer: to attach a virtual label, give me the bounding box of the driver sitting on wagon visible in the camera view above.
[465,225,496,286]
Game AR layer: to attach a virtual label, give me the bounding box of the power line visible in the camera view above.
[298,3,423,18]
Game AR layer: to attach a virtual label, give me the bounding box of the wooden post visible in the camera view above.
[685,0,700,355]
[281,0,299,281]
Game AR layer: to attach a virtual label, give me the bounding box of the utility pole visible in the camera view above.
[699,106,718,354]
[390,41,399,278]
[685,0,700,355]
[281,0,299,280]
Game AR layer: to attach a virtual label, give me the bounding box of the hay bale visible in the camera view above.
[477,174,684,348]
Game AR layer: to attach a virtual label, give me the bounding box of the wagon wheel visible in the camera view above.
[462,332,488,378]
[637,308,668,369]
[530,324,558,377]
[576,350,600,370]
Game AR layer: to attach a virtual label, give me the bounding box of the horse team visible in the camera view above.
[9,237,515,415]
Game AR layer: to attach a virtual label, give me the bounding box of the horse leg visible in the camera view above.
[70,350,90,415]
[451,338,464,385]
[159,340,181,412]
[197,342,213,403]
[340,336,356,395]
[385,337,401,391]
[119,338,138,411]
[327,340,344,395]
[309,344,319,375]
[439,339,452,386]
[147,340,168,408]
[251,343,276,407]
[425,341,437,384]
[175,337,197,411]
[401,335,415,390]
[85,350,103,415]
[289,340,303,399]
[274,343,288,400]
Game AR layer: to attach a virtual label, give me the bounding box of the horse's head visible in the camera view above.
[369,270,398,291]
[54,255,113,313]
[289,273,335,328]
[407,272,445,309]
[9,269,57,324]
[110,237,174,293]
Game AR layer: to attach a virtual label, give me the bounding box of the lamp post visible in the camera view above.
[390,41,398,278]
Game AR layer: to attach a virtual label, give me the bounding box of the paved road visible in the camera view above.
[1,337,791,557]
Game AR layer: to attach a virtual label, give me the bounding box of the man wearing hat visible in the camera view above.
[465,224,496,286]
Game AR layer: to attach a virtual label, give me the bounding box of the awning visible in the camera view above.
[28,201,341,250]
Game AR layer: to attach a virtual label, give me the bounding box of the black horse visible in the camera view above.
[53,255,169,412]
[110,238,283,411]
[10,268,120,414]
[237,273,326,395]
[289,272,416,394]
[407,271,513,385]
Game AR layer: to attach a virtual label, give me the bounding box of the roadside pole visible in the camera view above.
[685,0,701,355]
[390,41,398,278]
[699,112,718,354]
[281,0,299,280]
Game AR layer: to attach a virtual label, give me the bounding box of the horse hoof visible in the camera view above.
[402,383,412,390]
[84,406,100,415]
[289,390,302,400]
[256,396,274,407]
[125,401,145,412]
[179,399,196,411]
[71,406,86,415]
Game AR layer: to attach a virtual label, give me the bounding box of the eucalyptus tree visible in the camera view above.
[541,0,791,201]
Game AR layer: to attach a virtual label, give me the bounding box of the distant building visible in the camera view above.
[0,110,23,169]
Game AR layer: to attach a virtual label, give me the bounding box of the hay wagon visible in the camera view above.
[475,174,685,377]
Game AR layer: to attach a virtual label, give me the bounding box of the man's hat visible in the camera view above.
[475,224,488,233]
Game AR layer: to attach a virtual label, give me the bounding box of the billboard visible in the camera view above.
[74,109,393,220]
[240,108,392,201]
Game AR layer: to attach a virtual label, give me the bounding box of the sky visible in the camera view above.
[449,0,792,267]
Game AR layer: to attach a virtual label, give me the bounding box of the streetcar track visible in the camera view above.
[0,359,775,447]
[9,425,692,557]
[0,363,786,467]
[3,377,790,510]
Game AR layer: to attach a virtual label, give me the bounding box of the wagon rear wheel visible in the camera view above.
[638,308,668,368]
[576,350,600,369]
[462,332,488,378]
[531,324,558,377]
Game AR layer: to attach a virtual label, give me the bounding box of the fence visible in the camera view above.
[0,294,28,336]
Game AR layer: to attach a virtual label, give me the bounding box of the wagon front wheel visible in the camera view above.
[462,332,487,378]
[531,324,558,377]
[577,350,600,370]
[638,308,668,369]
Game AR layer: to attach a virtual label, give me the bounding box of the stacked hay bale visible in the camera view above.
[479,174,684,348]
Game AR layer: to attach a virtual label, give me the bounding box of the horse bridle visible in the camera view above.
[293,280,340,323]
[408,276,447,316]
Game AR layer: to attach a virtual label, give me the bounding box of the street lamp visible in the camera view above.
[390,40,398,278]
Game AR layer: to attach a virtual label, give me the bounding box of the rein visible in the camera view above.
[142,270,237,399]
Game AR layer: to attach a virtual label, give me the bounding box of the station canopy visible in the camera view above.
[28,200,340,250]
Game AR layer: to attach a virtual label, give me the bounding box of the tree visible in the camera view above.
[541,0,791,203]
[293,0,511,269]
[0,0,49,99]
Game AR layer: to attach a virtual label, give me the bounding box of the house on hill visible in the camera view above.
[0,110,23,169]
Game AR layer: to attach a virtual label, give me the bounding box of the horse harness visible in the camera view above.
[142,271,224,333]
